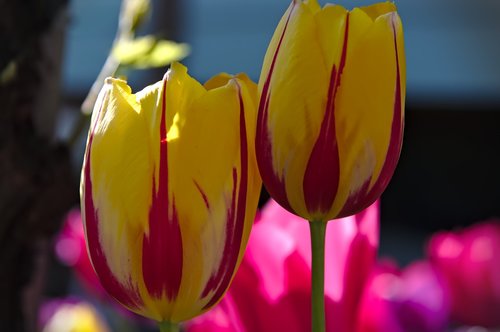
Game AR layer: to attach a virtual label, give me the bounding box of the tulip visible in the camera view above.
[55,209,152,326]
[428,220,500,328]
[356,261,450,332]
[256,2,405,329]
[256,0,405,222]
[187,198,379,332]
[80,62,261,328]
[55,209,107,298]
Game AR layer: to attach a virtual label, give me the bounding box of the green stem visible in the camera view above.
[159,321,180,332]
[309,220,327,332]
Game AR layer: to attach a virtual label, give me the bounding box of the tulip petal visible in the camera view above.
[330,10,405,218]
[201,81,250,310]
[141,77,183,302]
[137,64,260,321]
[302,7,348,219]
[256,1,297,214]
[258,1,342,219]
[360,2,397,21]
[354,13,405,211]
[82,80,147,311]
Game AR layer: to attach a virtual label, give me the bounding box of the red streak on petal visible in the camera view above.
[194,180,210,210]
[256,2,296,214]
[367,17,404,196]
[338,16,404,217]
[142,79,183,300]
[82,91,142,309]
[302,14,350,216]
[337,179,371,218]
[202,84,248,309]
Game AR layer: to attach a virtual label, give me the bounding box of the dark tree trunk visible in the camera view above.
[0,1,77,331]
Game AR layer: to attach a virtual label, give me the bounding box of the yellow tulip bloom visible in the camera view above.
[256,0,405,222]
[80,62,261,323]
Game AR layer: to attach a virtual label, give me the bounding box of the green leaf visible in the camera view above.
[121,0,151,33]
[112,36,189,69]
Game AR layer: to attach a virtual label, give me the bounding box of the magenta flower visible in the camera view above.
[428,220,500,327]
[55,209,155,326]
[55,209,106,298]
[187,199,379,332]
[356,260,450,332]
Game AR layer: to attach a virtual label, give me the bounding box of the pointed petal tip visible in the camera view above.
[359,2,398,21]
[104,76,129,89]
[203,72,255,94]
[165,61,188,80]
[232,72,255,88]
[203,72,234,90]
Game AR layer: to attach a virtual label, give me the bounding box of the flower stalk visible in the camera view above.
[310,220,327,332]
[159,321,180,332]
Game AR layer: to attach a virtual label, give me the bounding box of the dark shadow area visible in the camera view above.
[380,104,500,264]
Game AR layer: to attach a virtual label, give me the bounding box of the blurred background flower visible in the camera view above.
[428,220,500,328]
[53,209,154,331]
[50,203,500,331]
[356,260,450,332]
[188,204,500,331]
[187,199,379,332]
[55,209,106,299]
[39,298,110,332]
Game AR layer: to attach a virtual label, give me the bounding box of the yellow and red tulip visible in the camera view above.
[256,0,406,222]
[80,62,261,323]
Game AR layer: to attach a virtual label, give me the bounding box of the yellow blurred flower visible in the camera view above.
[41,302,109,332]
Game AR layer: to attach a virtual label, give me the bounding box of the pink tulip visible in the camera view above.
[187,199,379,332]
[55,210,154,326]
[55,209,106,298]
[356,260,450,332]
[428,220,500,327]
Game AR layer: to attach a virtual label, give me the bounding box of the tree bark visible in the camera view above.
[0,1,77,331]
